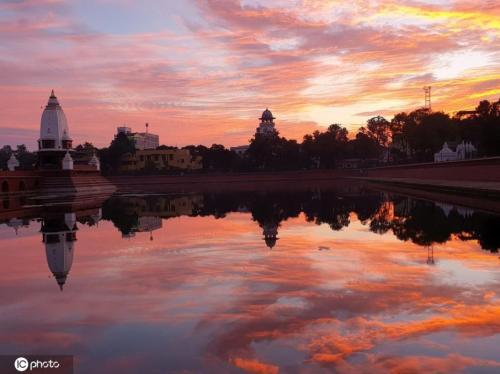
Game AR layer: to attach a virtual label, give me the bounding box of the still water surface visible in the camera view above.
[1,183,499,373]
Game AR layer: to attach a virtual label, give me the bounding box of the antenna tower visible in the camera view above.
[423,86,432,110]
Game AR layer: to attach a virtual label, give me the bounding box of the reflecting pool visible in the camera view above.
[1,182,499,373]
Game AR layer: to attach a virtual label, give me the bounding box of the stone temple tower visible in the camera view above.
[38,90,74,169]
[255,109,278,138]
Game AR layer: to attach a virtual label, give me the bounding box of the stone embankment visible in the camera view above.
[355,157,500,197]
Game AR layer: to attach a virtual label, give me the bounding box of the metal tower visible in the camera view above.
[423,86,431,110]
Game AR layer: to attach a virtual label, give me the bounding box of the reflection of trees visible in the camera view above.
[368,196,500,253]
[98,188,500,253]
[102,198,139,236]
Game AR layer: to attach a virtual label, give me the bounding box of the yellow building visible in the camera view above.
[120,149,202,172]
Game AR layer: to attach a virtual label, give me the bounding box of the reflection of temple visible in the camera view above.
[42,213,77,291]
[262,222,279,249]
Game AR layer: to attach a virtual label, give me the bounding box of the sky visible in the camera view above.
[0,0,499,149]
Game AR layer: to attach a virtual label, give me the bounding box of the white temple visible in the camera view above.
[434,141,477,163]
[89,152,100,171]
[256,109,278,137]
[38,90,74,169]
[7,154,19,171]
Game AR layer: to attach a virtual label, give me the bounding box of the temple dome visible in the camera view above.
[260,108,275,121]
[39,90,72,150]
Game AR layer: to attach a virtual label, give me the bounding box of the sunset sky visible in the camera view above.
[1,0,499,149]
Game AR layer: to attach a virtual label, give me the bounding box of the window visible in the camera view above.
[45,234,60,244]
[169,154,173,161]
[62,140,72,149]
[140,155,144,161]
[154,155,159,161]
[162,155,166,161]
[41,139,55,149]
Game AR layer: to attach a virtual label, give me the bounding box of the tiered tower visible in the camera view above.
[256,109,278,137]
[38,90,74,169]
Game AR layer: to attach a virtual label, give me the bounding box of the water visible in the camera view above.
[1,182,499,373]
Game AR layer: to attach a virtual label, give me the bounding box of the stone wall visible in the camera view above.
[0,171,42,195]
[362,157,500,182]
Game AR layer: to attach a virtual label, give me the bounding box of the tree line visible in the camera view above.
[2,98,499,173]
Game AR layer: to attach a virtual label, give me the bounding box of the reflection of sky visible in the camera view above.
[0,213,499,373]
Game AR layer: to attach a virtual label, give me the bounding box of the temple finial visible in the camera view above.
[50,89,56,98]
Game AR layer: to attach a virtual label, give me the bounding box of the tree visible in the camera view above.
[99,132,135,174]
[301,124,349,168]
[366,116,391,147]
[347,130,381,159]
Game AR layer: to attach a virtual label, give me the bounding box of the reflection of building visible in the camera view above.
[117,126,159,150]
[42,213,77,291]
[124,195,203,218]
[120,149,202,172]
[434,141,477,162]
[121,216,162,239]
[262,222,279,249]
[6,218,29,234]
[256,109,278,137]
[37,91,74,170]
[137,216,162,232]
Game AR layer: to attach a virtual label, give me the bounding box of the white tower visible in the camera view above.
[38,90,74,169]
[7,154,20,171]
[256,109,278,138]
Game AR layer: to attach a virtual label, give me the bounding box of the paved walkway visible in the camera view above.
[353,177,500,197]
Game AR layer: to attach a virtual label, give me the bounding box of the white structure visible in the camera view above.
[230,145,249,157]
[256,109,278,137]
[434,141,477,162]
[43,213,77,291]
[117,126,132,135]
[456,141,477,160]
[39,90,72,151]
[89,152,100,171]
[133,132,159,150]
[7,154,19,171]
[116,126,159,150]
[38,90,74,169]
[62,151,74,170]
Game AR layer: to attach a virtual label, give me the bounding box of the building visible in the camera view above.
[120,149,202,172]
[116,125,159,150]
[230,145,249,157]
[37,90,101,171]
[256,109,278,137]
[434,141,477,162]
[37,90,74,169]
